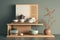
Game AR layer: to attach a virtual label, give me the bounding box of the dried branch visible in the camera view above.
[42,8,55,28]
[44,8,55,16]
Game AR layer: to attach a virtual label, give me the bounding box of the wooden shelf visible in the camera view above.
[7,22,43,25]
[7,34,55,37]
[7,23,55,38]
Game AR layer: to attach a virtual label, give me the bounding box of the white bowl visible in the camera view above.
[13,19,18,22]
[28,19,34,23]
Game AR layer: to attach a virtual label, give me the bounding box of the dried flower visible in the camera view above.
[42,8,55,28]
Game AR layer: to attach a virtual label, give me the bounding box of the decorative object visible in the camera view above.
[31,17,36,22]
[20,33,24,36]
[16,4,38,23]
[42,8,55,35]
[18,14,25,19]
[16,5,31,19]
[7,4,55,38]
[10,27,19,35]
[28,17,36,23]
[13,19,19,22]
[20,19,25,23]
[17,14,25,23]
[29,29,38,35]
[28,19,34,23]
[44,28,51,35]
[10,30,18,34]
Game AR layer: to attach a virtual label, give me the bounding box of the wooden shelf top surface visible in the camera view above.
[7,34,55,37]
[7,22,43,25]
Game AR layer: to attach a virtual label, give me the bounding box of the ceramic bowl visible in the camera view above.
[29,30,38,35]
[10,30,19,34]
[13,19,19,22]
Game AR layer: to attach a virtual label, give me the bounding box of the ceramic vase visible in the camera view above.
[44,28,51,35]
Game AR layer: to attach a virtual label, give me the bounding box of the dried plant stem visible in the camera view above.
[42,8,55,29]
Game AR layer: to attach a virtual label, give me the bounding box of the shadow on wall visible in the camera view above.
[0,5,15,36]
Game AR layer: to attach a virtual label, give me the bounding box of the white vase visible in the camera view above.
[20,19,25,23]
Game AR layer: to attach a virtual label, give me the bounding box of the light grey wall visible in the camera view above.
[0,0,60,36]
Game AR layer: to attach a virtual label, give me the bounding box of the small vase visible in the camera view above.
[20,19,25,23]
[44,28,51,35]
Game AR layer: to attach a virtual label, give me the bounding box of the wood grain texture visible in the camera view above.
[7,34,55,37]
[7,22,43,25]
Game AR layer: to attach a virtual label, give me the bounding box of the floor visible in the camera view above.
[0,34,60,40]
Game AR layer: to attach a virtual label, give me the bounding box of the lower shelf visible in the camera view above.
[7,34,55,37]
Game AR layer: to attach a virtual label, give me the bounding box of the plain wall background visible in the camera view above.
[0,0,60,36]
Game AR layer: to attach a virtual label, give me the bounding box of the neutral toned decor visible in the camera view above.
[42,8,55,35]
[7,4,55,37]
